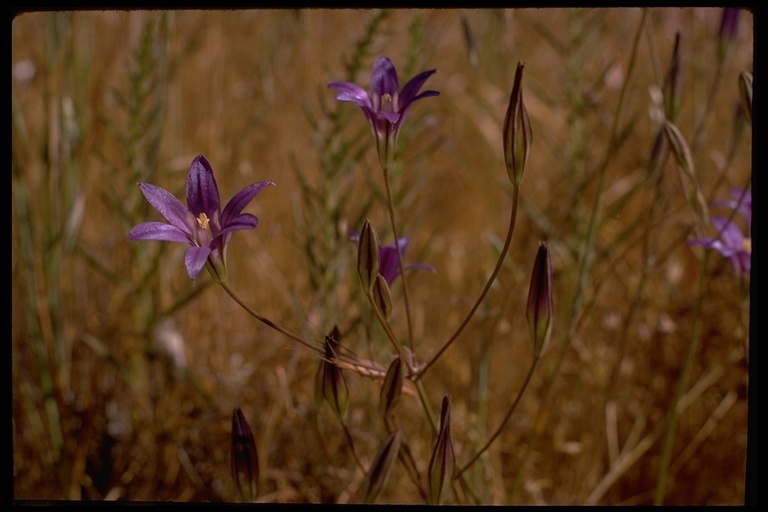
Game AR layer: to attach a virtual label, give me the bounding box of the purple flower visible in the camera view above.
[689,188,751,275]
[328,57,439,166]
[350,230,434,286]
[127,154,273,282]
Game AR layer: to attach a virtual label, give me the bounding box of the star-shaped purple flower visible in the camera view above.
[689,188,751,275]
[328,57,439,166]
[350,230,434,286]
[128,154,273,282]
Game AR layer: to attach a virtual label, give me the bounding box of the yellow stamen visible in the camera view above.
[197,212,211,232]
[743,238,751,253]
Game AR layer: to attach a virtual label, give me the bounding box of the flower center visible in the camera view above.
[197,212,212,233]
[743,238,751,253]
[380,92,396,113]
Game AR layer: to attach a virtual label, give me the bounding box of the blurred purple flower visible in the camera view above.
[350,230,434,286]
[719,8,741,43]
[689,188,751,275]
[328,57,438,166]
[128,154,273,281]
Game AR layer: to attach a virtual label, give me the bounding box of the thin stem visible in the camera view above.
[219,281,322,357]
[455,355,539,478]
[364,289,412,374]
[340,419,365,472]
[417,184,520,379]
[653,251,710,504]
[382,164,415,349]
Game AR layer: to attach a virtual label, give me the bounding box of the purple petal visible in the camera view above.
[399,69,438,107]
[138,182,193,233]
[219,213,259,237]
[127,222,191,243]
[186,155,221,218]
[221,181,274,228]
[371,57,399,97]
[710,216,744,250]
[328,82,373,110]
[184,245,212,280]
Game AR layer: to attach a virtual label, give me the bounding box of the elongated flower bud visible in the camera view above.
[320,327,349,420]
[372,273,393,319]
[357,219,380,294]
[428,395,455,505]
[527,242,553,358]
[664,121,709,227]
[379,357,404,420]
[503,62,532,186]
[361,430,402,504]
[739,71,752,126]
[231,408,259,502]
[662,33,682,123]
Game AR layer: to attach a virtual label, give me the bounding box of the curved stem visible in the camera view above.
[416,184,520,379]
[219,281,322,357]
[455,355,539,478]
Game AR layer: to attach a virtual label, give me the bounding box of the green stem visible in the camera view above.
[456,355,539,478]
[417,184,520,379]
[653,251,710,504]
[382,164,416,350]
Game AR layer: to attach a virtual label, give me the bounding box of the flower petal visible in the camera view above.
[399,69,438,106]
[127,222,191,243]
[219,213,259,237]
[138,182,192,233]
[186,155,221,218]
[328,82,373,110]
[221,181,274,228]
[371,57,399,97]
[184,245,212,280]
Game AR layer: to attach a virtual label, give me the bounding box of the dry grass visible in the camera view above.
[11,8,752,504]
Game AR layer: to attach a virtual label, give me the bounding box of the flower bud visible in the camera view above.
[428,395,455,505]
[662,33,682,123]
[372,273,393,319]
[319,327,349,420]
[379,357,404,420]
[739,71,752,126]
[231,408,259,502]
[361,430,402,504]
[527,242,554,358]
[664,121,709,227]
[503,62,532,186]
[357,219,380,294]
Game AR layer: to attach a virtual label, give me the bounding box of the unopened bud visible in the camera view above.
[361,430,402,504]
[664,121,709,227]
[372,273,393,319]
[503,62,532,186]
[428,395,455,505]
[662,33,682,122]
[379,357,404,420]
[357,219,380,294]
[231,408,259,502]
[320,327,349,420]
[527,242,554,358]
[739,71,752,126]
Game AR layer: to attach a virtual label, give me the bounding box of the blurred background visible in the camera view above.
[11,8,752,504]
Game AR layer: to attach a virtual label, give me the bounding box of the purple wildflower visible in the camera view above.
[328,57,439,166]
[689,188,751,275]
[350,230,434,286]
[127,154,273,282]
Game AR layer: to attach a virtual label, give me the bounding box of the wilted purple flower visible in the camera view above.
[328,56,439,167]
[719,8,741,44]
[689,188,751,275]
[350,230,434,286]
[127,155,273,282]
